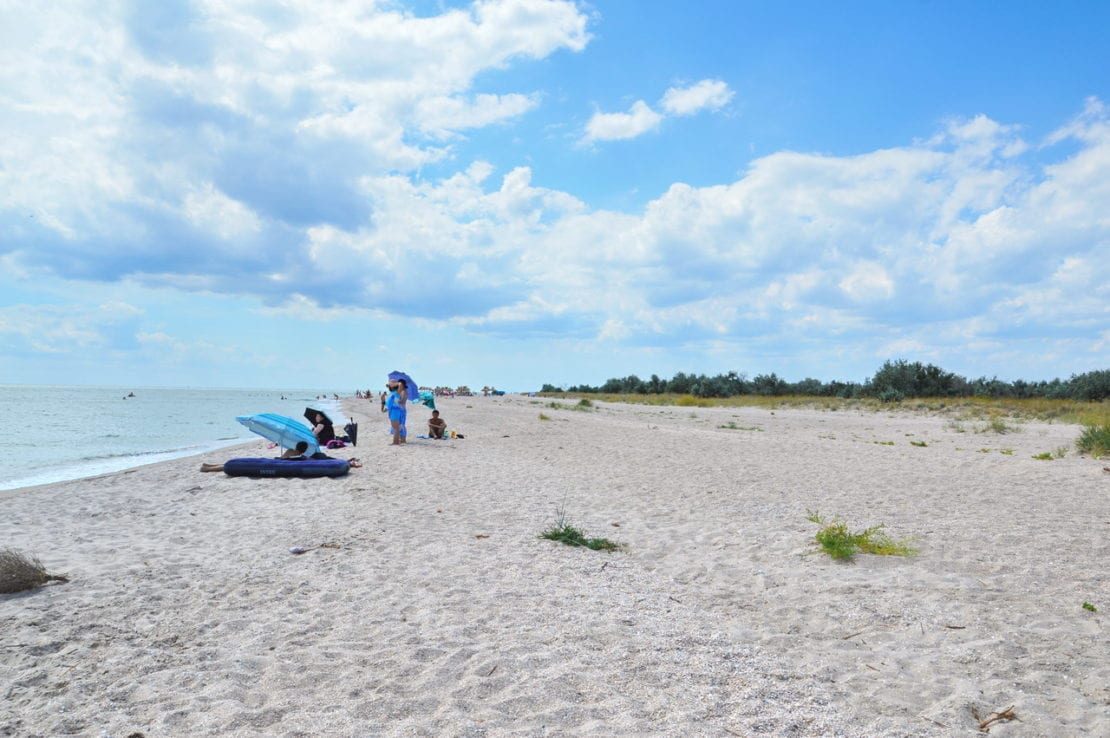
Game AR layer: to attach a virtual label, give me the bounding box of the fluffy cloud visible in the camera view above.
[582,78,734,143]
[415,93,540,138]
[0,0,590,254]
[582,100,664,142]
[661,79,734,116]
[493,102,1106,351]
[0,302,144,354]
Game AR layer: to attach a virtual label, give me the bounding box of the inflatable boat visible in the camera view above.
[222,457,350,478]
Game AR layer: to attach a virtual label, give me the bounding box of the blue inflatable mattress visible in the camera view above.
[223,457,350,478]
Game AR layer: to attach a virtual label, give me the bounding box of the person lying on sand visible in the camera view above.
[199,442,361,471]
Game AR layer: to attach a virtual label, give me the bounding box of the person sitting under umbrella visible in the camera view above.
[201,441,311,472]
[309,411,336,445]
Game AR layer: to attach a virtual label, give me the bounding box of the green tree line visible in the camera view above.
[541,361,1110,402]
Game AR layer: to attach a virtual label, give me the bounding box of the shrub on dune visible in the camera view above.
[1076,423,1110,458]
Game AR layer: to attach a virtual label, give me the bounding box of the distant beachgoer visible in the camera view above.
[428,410,446,439]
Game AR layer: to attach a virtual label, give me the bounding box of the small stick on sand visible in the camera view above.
[289,542,342,555]
[976,704,1018,732]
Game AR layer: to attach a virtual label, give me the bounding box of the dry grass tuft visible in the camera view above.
[0,549,69,594]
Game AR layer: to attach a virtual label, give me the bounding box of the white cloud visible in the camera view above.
[582,100,663,142]
[183,185,263,242]
[86,102,1110,354]
[0,0,591,238]
[415,92,540,137]
[582,79,733,143]
[839,262,895,302]
[661,79,734,116]
[0,302,144,354]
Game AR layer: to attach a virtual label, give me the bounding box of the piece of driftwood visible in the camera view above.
[0,549,69,593]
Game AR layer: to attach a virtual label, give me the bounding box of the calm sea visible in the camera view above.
[0,385,349,491]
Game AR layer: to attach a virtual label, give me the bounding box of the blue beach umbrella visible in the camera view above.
[237,413,320,454]
[387,370,420,401]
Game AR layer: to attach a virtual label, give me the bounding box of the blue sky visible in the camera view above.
[1,0,1107,391]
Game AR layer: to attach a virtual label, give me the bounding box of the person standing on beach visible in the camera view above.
[383,379,408,445]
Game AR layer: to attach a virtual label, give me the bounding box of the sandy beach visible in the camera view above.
[2,396,1107,737]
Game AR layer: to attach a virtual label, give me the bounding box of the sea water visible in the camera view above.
[0,385,349,491]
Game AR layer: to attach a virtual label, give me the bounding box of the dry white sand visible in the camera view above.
[2,396,1107,737]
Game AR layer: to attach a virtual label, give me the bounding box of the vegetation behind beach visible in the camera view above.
[540,360,1110,425]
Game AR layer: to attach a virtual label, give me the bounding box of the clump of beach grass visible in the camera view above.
[674,394,715,407]
[805,512,917,562]
[977,417,1013,434]
[540,506,623,552]
[1076,423,1110,458]
[546,400,594,412]
[538,413,551,421]
[0,549,69,594]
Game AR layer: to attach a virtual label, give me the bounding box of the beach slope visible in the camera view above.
[2,397,1106,736]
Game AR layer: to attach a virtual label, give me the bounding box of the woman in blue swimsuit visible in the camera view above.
[384,379,408,445]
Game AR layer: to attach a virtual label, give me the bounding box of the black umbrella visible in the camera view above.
[304,406,334,426]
